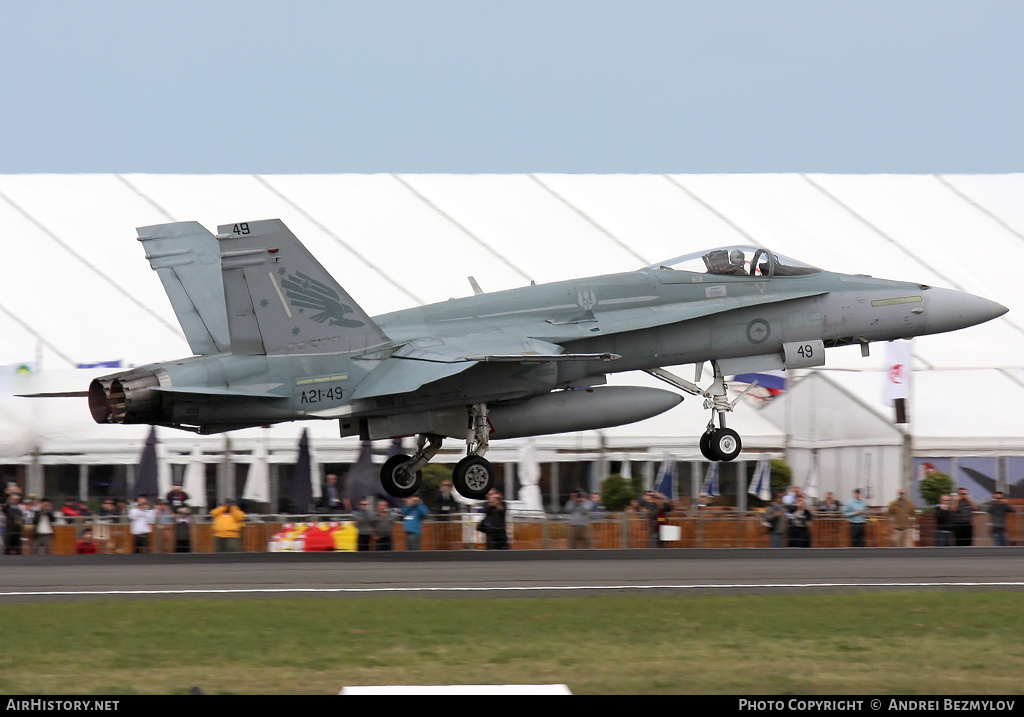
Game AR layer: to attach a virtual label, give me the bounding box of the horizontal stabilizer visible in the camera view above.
[15,390,89,398]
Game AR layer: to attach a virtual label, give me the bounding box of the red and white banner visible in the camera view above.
[883,339,913,406]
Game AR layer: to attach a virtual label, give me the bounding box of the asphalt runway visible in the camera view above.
[1,547,1022,602]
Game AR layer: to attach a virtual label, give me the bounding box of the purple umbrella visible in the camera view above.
[133,426,159,500]
[289,429,313,513]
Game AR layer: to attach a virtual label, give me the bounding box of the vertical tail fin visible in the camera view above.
[137,221,231,356]
[216,219,391,356]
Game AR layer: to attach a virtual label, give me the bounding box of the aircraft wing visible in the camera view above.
[532,288,830,341]
[351,335,601,400]
[350,356,478,400]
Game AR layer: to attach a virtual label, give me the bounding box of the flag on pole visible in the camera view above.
[883,340,913,406]
[655,454,675,499]
[749,456,772,501]
[731,370,787,406]
[702,461,720,498]
[803,453,820,500]
[863,451,874,502]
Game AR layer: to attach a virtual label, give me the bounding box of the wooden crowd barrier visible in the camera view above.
[19,508,1024,554]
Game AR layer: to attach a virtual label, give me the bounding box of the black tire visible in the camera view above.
[699,431,715,461]
[380,454,422,498]
[709,428,742,462]
[453,455,494,500]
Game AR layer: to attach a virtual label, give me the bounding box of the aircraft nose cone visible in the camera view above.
[924,287,1008,335]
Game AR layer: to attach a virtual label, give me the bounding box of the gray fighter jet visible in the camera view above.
[85,219,1006,499]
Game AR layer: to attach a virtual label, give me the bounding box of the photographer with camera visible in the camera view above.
[641,491,671,548]
[400,496,430,551]
[564,488,592,549]
[482,490,509,550]
[210,498,246,553]
[128,496,156,554]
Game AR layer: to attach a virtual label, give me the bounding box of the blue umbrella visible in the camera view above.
[344,439,378,507]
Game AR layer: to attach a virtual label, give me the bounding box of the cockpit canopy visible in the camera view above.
[647,245,822,278]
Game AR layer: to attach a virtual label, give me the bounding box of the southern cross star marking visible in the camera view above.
[291,327,301,336]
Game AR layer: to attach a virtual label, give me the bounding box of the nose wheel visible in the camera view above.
[647,362,754,463]
[700,427,742,462]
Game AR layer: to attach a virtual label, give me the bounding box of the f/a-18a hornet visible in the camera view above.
[84,219,1006,499]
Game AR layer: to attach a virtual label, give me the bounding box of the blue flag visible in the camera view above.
[749,457,772,501]
[655,455,675,499]
[702,461,721,498]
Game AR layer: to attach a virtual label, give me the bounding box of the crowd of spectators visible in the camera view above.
[0,479,209,555]
[1,475,1019,554]
[762,484,1016,549]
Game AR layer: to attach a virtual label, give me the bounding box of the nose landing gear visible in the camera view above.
[646,361,757,462]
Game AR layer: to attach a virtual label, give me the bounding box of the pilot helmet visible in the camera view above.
[729,249,745,267]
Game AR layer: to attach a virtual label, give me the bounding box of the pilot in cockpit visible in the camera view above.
[727,249,747,275]
[703,249,747,276]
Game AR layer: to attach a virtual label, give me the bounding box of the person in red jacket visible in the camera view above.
[76,528,99,554]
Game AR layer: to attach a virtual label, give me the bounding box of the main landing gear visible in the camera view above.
[645,361,758,462]
[378,403,495,500]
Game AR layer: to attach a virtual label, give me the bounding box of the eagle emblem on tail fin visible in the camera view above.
[281,271,365,328]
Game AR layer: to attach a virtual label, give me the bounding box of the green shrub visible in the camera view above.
[919,471,953,506]
[421,463,453,508]
[600,473,640,511]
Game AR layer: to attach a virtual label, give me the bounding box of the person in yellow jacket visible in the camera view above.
[210,499,246,552]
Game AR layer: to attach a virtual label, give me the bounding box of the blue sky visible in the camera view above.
[2,1,1022,174]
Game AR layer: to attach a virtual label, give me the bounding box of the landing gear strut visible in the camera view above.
[453,403,494,499]
[646,361,757,462]
[377,404,496,500]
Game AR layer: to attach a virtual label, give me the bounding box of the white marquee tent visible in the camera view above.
[1,173,1021,505]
